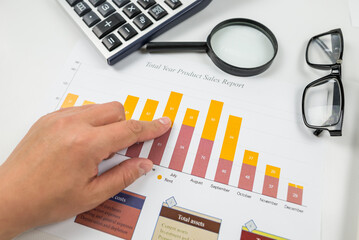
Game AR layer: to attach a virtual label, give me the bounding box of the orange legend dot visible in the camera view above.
[157,175,162,180]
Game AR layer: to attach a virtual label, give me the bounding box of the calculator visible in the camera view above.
[58,0,212,65]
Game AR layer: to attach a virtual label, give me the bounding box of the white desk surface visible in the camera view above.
[1,0,359,239]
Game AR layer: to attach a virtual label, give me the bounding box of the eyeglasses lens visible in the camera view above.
[304,78,341,127]
[307,33,342,65]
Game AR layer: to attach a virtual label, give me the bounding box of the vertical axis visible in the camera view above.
[55,61,82,110]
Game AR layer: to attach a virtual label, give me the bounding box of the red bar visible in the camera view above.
[214,159,233,184]
[126,142,144,158]
[125,99,158,158]
[169,125,195,171]
[238,163,257,191]
[191,138,214,177]
[287,185,303,205]
[148,130,172,165]
[147,92,182,165]
[262,176,279,198]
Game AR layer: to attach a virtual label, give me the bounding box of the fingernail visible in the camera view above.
[139,161,153,175]
[158,117,171,125]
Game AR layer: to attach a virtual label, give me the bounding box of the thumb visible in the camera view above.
[90,158,153,201]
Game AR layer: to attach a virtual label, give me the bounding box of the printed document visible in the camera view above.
[41,40,326,240]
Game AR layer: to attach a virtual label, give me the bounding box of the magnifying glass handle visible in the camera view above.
[145,42,208,53]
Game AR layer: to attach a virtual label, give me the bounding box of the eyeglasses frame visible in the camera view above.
[302,28,345,137]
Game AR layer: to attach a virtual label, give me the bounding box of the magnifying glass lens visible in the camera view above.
[210,25,275,68]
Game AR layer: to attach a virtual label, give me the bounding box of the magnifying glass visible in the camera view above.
[145,18,278,77]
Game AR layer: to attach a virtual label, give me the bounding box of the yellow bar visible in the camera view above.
[162,92,183,127]
[219,115,242,161]
[182,109,199,128]
[82,100,95,105]
[289,183,304,189]
[61,93,79,108]
[242,150,259,167]
[139,99,159,121]
[242,227,288,240]
[124,95,139,120]
[201,100,224,141]
[265,165,281,179]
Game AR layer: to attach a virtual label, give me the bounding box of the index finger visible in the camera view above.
[80,101,126,126]
[96,117,172,155]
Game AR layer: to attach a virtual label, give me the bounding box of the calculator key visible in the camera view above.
[93,13,126,39]
[118,23,138,40]
[102,34,122,51]
[112,0,130,8]
[133,14,153,30]
[148,4,168,21]
[83,11,101,27]
[98,2,116,17]
[66,0,81,6]
[164,0,182,9]
[89,0,106,7]
[137,0,156,9]
[74,2,91,17]
[123,3,141,19]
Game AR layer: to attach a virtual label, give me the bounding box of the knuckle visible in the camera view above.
[33,114,50,127]
[110,101,125,114]
[126,119,143,136]
[50,116,72,131]
[38,112,59,124]
[54,121,89,149]
[71,131,89,147]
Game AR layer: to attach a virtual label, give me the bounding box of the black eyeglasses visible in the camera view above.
[302,29,345,137]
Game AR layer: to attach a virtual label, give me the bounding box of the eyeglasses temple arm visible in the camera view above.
[313,129,323,136]
[331,34,341,61]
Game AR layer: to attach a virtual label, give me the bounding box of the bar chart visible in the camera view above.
[44,53,328,239]
[60,92,304,206]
